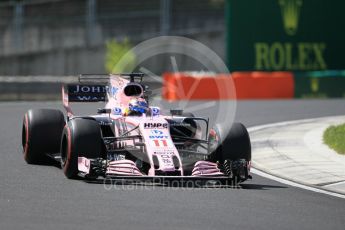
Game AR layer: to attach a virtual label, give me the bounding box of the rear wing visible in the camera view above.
[62,73,144,117]
[62,84,107,117]
[64,84,107,102]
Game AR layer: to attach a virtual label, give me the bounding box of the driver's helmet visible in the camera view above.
[124,98,148,116]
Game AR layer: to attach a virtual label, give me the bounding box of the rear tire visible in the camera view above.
[22,109,65,164]
[60,118,103,179]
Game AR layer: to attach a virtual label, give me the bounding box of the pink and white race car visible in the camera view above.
[22,73,251,184]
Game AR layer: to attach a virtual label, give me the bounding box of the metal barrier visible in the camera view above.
[0,0,225,56]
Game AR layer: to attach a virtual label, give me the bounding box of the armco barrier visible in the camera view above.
[163,72,294,100]
[0,76,161,101]
[0,76,76,101]
[3,72,343,101]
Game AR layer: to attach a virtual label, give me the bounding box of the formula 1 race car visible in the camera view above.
[22,73,251,184]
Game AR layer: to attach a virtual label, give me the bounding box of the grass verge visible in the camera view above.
[323,123,345,155]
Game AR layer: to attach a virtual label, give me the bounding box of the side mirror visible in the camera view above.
[97,108,111,114]
[170,109,183,116]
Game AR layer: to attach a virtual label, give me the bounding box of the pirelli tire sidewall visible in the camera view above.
[61,118,103,179]
[22,109,65,164]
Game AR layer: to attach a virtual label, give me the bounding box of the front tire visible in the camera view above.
[209,122,251,182]
[60,118,103,179]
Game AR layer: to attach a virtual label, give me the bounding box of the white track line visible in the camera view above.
[251,168,345,199]
[248,115,345,133]
[248,116,345,199]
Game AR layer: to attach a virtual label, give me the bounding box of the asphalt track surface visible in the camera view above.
[1,99,345,230]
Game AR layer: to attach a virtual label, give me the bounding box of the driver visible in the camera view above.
[123,98,148,116]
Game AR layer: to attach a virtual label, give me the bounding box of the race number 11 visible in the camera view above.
[153,139,168,147]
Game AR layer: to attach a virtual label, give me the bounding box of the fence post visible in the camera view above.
[86,0,97,46]
[160,0,171,35]
[13,1,23,53]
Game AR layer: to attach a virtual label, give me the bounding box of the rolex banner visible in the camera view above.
[226,0,345,71]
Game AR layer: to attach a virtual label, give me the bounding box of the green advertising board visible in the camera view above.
[294,71,345,98]
[226,0,345,71]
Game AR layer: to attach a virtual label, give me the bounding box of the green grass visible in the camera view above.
[323,123,345,155]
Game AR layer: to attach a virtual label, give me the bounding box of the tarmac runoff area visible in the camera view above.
[249,116,345,195]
